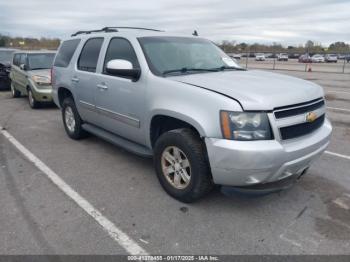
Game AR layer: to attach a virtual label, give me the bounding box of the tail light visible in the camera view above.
[50,68,54,85]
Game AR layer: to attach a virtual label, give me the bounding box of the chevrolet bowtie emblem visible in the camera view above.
[306,112,317,123]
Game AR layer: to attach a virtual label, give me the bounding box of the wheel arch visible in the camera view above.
[57,87,74,107]
[149,111,206,148]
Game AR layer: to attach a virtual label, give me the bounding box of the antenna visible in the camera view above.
[192,30,199,36]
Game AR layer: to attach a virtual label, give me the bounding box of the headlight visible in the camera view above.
[31,75,51,85]
[220,111,272,141]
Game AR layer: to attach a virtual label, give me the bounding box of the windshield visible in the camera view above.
[0,50,15,64]
[28,53,55,70]
[138,37,240,76]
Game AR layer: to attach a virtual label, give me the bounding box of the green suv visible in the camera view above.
[10,51,56,108]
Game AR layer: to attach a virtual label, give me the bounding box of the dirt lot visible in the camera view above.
[0,69,349,255]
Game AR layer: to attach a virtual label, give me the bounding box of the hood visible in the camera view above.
[27,69,51,78]
[169,70,323,110]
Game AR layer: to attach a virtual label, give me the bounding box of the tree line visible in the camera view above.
[0,35,60,50]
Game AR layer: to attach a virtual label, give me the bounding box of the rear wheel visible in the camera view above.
[154,128,213,203]
[62,96,87,140]
[11,83,21,98]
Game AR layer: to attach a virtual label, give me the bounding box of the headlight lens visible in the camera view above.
[220,111,272,141]
[31,75,51,85]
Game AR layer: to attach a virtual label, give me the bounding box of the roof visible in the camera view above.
[67,27,197,41]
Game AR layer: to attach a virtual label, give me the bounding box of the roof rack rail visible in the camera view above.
[71,27,164,37]
[71,28,118,37]
[101,27,164,32]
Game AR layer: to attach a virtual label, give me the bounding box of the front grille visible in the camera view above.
[274,100,325,119]
[280,114,325,140]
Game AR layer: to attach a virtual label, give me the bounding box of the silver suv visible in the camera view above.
[52,27,332,202]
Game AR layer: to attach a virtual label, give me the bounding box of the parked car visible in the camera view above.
[298,54,312,63]
[277,53,288,61]
[10,51,56,108]
[255,53,266,61]
[311,54,325,63]
[0,48,16,90]
[346,55,350,63]
[325,54,338,63]
[288,53,300,59]
[230,53,241,60]
[52,27,332,203]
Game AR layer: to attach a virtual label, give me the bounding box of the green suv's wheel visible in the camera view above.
[27,88,40,109]
[154,128,213,203]
[11,83,21,98]
[62,97,87,140]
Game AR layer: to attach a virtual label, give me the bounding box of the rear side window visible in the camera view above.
[54,39,81,68]
[103,38,139,73]
[78,38,104,72]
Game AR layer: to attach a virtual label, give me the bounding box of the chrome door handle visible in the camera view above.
[71,77,79,83]
[97,83,108,90]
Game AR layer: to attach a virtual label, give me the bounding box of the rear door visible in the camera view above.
[73,37,104,124]
[14,54,28,93]
[10,54,21,90]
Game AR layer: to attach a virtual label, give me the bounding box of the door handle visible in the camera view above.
[97,83,108,90]
[71,77,79,83]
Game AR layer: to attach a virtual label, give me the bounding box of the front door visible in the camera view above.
[94,37,146,145]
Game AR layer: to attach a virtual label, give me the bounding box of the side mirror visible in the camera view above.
[106,59,141,81]
[20,64,28,71]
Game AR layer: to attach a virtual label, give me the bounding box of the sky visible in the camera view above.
[0,0,349,46]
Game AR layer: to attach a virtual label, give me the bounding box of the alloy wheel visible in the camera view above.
[161,146,191,189]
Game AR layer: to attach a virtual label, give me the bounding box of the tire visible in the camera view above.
[61,96,87,140]
[11,83,21,98]
[27,88,40,109]
[154,128,213,203]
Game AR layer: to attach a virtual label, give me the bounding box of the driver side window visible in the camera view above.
[103,38,140,74]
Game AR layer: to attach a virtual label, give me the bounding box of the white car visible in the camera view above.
[277,53,288,61]
[325,54,338,63]
[255,53,266,61]
[311,54,325,63]
[230,53,241,60]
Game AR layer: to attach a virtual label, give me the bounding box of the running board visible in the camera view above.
[82,123,153,158]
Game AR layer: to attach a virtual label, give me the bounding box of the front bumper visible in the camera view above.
[30,84,53,102]
[205,118,332,186]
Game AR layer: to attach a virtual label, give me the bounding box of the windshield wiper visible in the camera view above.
[162,67,219,76]
[211,66,246,71]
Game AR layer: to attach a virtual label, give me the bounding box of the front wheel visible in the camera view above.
[62,96,87,140]
[154,128,213,203]
[28,88,40,109]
